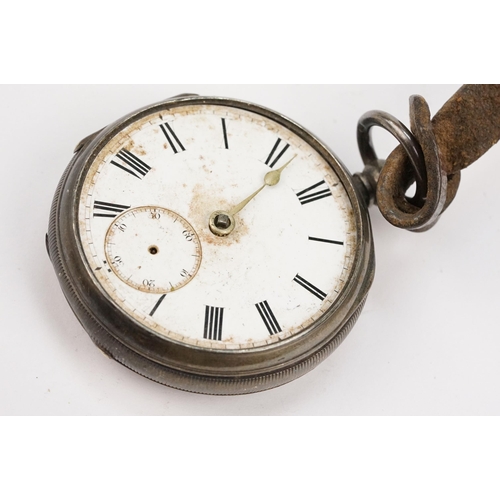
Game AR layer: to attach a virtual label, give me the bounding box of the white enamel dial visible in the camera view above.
[78,102,357,350]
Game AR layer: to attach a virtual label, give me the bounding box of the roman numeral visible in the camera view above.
[221,118,229,149]
[204,306,224,341]
[265,138,290,168]
[255,301,282,335]
[296,180,332,205]
[159,122,185,154]
[309,236,344,246]
[293,274,327,301]
[110,149,152,179]
[93,201,130,218]
[149,294,167,317]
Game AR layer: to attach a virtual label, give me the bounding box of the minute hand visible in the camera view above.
[227,155,297,217]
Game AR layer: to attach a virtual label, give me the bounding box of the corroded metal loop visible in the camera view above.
[357,110,427,206]
[375,96,449,232]
[357,97,450,232]
[359,85,500,232]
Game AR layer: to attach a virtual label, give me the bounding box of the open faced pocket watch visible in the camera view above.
[46,87,500,395]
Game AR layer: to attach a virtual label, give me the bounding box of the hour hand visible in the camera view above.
[209,155,297,236]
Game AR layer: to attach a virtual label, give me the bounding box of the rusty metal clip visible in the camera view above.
[355,85,500,232]
[356,108,428,207]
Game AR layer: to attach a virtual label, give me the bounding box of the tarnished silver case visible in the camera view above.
[47,95,375,395]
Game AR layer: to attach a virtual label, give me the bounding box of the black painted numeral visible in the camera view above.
[293,274,327,301]
[265,138,290,168]
[296,180,332,205]
[93,201,130,218]
[309,236,344,246]
[149,294,167,317]
[159,122,185,154]
[204,306,224,341]
[255,301,282,335]
[111,149,152,179]
[221,118,229,149]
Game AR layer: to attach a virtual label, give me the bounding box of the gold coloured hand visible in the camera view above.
[227,155,297,216]
[209,155,297,236]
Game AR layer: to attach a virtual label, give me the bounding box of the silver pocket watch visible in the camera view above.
[49,88,495,395]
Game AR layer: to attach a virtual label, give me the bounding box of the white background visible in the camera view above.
[1,84,499,416]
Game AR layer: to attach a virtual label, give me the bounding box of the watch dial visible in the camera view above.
[78,101,357,350]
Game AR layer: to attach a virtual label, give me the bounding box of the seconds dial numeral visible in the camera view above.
[93,201,131,218]
[293,274,327,301]
[160,122,185,154]
[296,180,332,205]
[265,138,290,168]
[255,301,282,335]
[204,306,224,341]
[111,149,152,179]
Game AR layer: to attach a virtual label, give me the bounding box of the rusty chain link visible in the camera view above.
[355,84,500,231]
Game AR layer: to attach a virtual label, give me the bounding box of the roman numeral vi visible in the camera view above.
[204,306,224,341]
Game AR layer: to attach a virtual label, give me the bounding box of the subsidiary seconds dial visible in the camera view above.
[104,206,201,294]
